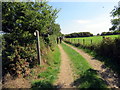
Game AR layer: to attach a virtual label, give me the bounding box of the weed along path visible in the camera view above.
[55,44,74,88]
[63,42,120,88]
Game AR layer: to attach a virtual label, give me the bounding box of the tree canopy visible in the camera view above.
[110,3,120,31]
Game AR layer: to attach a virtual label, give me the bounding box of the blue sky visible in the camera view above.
[48,1,119,35]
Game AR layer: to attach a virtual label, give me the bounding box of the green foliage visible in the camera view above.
[2,2,61,77]
[65,32,93,38]
[2,36,37,77]
[101,31,120,35]
[101,31,120,36]
[32,80,54,88]
[95,37,120,63]
[110,4,120,31]
[37,67,58,83]
[2,2,60,34]
[32,46,61,88]
[111,5,120,18]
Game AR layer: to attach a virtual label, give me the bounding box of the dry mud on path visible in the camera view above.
[64,42,120,88]
[54,44,74,88]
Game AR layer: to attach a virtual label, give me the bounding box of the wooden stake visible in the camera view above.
[36,30,41,65]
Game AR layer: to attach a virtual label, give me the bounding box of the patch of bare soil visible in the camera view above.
[54,44,74,88]
[2,63,47,88]
[64,42,120,88]
[2,77,31,88]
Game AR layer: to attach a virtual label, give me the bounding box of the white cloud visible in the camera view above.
[62,13,112,35]
[76,20,90,24]
[84,21,111,35]
[85,14,112,34]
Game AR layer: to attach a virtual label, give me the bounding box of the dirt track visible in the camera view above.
[55,44,74,88]
[64,42,120,88]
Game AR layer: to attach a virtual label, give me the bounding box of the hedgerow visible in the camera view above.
[2,2,61,78]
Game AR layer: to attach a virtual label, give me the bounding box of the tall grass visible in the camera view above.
[61,43,107,88]
[32,46,61,88]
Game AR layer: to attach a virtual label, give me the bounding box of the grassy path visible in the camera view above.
[63,42,120,88]
[62,42,107,88]
[54,44,74,88]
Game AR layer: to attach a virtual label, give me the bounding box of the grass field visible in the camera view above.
[65,35,120,45]
[62,43,107,88]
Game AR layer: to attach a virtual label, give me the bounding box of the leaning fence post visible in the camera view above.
[34,30,41,65]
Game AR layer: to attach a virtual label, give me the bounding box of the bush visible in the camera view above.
[2,34,37,77]
[95,38,114,57]
[93,37,120,65]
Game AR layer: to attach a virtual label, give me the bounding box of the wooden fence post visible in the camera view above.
[83,39,85,45]
[91,39,93,44]
[35,30,41,65]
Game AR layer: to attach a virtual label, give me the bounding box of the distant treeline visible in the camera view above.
[65,31,120,38]
[100,31,120,36]
[65,32,93,38]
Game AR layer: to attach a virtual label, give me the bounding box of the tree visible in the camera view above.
[110,3,120,31]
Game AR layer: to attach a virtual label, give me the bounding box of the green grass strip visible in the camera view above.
[32,45,61,88]
[62,43,107,88]
[62,43,91,75]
